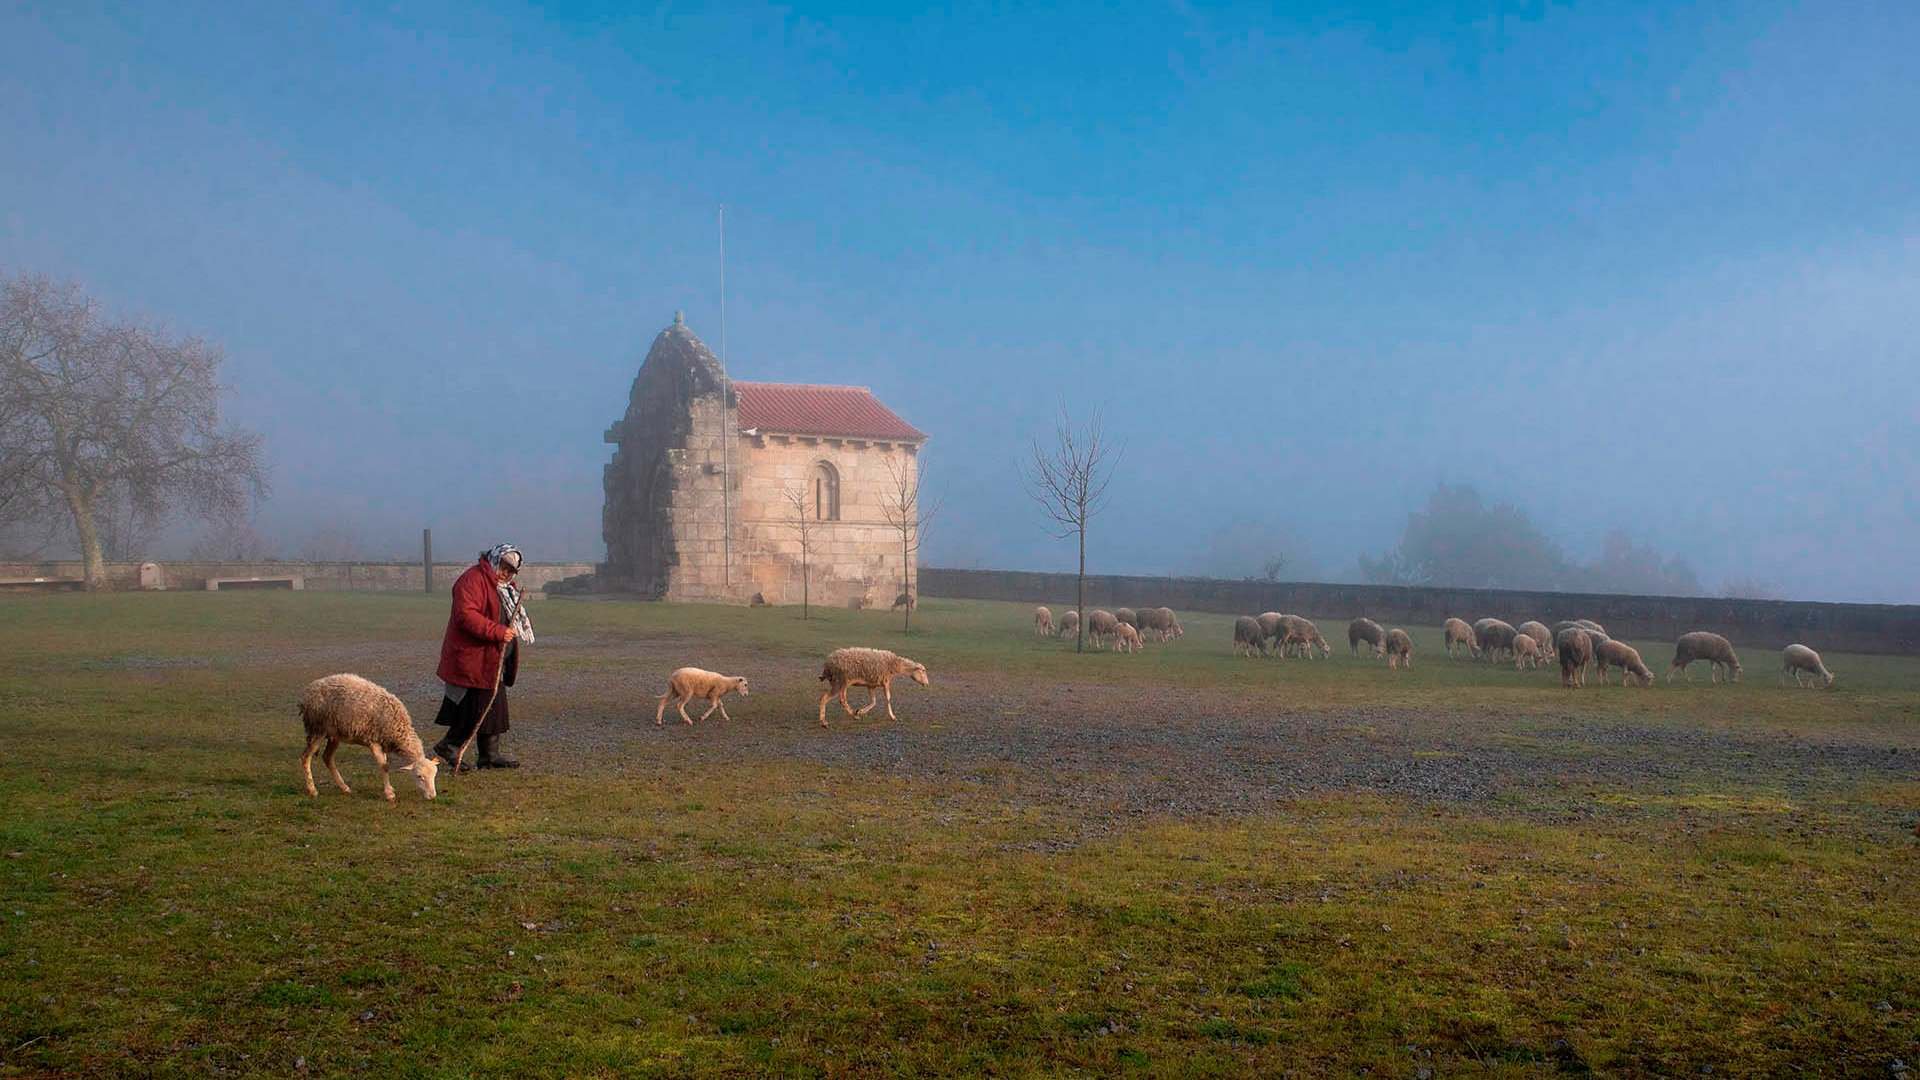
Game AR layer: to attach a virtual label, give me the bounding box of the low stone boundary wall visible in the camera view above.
[0,560,596,596]
[920,568,1920,657]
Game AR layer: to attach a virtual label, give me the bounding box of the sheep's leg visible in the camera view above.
[678,694,697,725]
[369,744,395,803]
[323,739,351,794]
[655,691,671,726]
[854,685,879,718]
[715,698,733,722]
[300,734,323,797]
[839,686,858,718]
[697,696,722,723]
[817,688,834,727]
[881,680,898,721]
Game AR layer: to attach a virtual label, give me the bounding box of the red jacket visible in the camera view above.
[437,561,514,689]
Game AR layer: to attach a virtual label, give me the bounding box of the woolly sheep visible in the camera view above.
[1384,628,1413,670]
[1594,640,1654,687]
[1280,615,1331,659]
[1511,633,1545,670]
[1256,612,1286,654]
[1781,643,1834,688]
[655,667,751,726]
[1443,617,1480,659]
[1034,605,1055,637]
[1059,609,1081,638]
[1556,628,1593,689]
[1233,616,1265,658]
[1158,608,1184,640]
[1474,619,1520,661]
[1551,619,1608,641]
[1349,617,1386,657]
[1137,606,1179,641]
[1517,621,1554,660]
[1112,622,1144,654]
[297,674,439,803]
[1668,632,1741,684]
[1087,609,1121,648]
[817,647,930,727]
[891,592,916,612]
[1115,607,1139,630]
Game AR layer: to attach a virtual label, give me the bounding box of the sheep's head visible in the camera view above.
[399,756,439,800]
[908,662,930,686]
[1822,670,1836,688]
[733,676,751,696]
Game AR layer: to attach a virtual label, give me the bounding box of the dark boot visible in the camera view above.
[431,737,472,772]
[476,734,518,769]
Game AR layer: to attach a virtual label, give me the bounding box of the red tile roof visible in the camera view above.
[733,382,925,442]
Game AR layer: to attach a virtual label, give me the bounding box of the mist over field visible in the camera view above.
[4,2,1916,601]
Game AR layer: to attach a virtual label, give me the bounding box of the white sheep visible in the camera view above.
[1512,633,1545,670]
[1256,612,1286,655]
[1281,615,1331,659]
[1087,609,1121,649]
[1138,606,1180,641]
[1233,616,1265,658]
[1668,632,1741,684]
[1517,621,1554,662]
[1781,644,1835,688]
[654,667,751,726]
[1058,609,1081,639]
[1348,617,1386,657]
[1594,639,1654,687]
[1115,607,1138,630]
[1473,618,1519,662]
[816,647,930,727]
[1112,622,1144,653]
[297,674,439,803]
[1034,605,1055,637]
[1443,617,1480,659]
[1384,628,1413,669]
[1556,628,1594,689]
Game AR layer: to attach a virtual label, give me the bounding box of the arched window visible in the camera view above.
[812,461,840,521]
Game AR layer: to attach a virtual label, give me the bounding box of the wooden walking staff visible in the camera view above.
[449,644,507,780]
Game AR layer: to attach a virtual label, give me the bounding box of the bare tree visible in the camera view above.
[0,273,267,588]
[879,451,940,632]
[1020,408,1121,653]
[301,521,364,563]
[781,483,817,619]
[189,514,276,561]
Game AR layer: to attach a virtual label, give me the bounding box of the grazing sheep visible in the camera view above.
[1384,628,1413,669]
[1233,616,1265,658]
[1551,619,1608,639]
[1517,621,1554,660]
[1594,640,1654,687]
[1781,643,1834,688]
[1256,612,1286,655]
[1280,615,1331,659]
[297,674,439,803]
[891,591,916,612]
[1668,632,1741,684]
[816,647,930,727]
[1087,609,1121,649]
[1116,607,1139,631]
[1034,605,1055,637]
[655,667,751,726]
[1158,608,1185,640]
[1112,622,1144,654]
[1556,628,1594,689]
[1349,617,1386,657]
[1135,606,1176,641]
[1512,634,1545,670]
[1473,619,1520,661]
[1443,617,1481,659]
[1059,609,1081,639]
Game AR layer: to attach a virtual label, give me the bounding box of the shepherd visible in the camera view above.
[429,543,534,771]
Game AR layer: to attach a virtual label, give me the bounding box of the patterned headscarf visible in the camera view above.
[481,543,522,573]
[481,543,534,644]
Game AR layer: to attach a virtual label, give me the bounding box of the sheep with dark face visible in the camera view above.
[1349,617,1386,657]
[297,674,439,803]
[1781,644,1834,688]
[817,648,930,727]
[1233,616,1265,658]
[1594,640,1654,687]
[1384,628,1413,670]
[1443,618,1480,659]
[1556,628,1594,689]
[1668,632,1741,684]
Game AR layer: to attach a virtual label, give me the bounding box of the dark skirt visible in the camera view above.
[433,685,510,743]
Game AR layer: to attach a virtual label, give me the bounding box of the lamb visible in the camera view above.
[1115,607,1138,631]
[1517,621,1554,661]
[1594,639,1654,687]
[1233,616,1265,658]
[1781,643,1834,688]
[1087,609,1121,649]
[816,647,930,727]
[655,667,751,726]
[1473,619,1519,661]
[297,673,439,803]
[1384,628,1413,669]
[1511,633,1545,670]
[1058,609,1081,639]
[1112,622,1144,654]
[1034,605,1055,637]
[1443,617,1480,659]
[1349,617,1386,657]
[1280,615,1331,659]
[1556,628,1594,689]
[1667,631,1741,684]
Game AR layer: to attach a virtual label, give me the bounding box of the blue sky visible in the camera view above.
[4,1,1917,599]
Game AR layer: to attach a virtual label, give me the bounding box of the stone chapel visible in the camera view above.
[599,314,926,606]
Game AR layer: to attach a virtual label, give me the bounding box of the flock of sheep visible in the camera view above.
[1034,602,1838,694]
[297,602,1839,805]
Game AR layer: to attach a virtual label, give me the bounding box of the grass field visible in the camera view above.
[1,592,1916,1076]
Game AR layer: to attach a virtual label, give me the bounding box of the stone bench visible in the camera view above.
[205,575,304,591]
[0,576,86,592]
